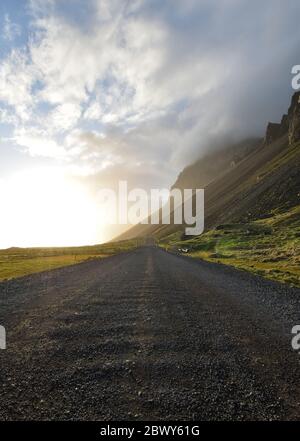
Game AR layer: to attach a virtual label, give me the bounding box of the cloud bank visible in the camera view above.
[1,0,300,191]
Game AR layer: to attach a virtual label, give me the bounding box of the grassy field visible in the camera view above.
[160,205,300,287]
[0,239,143,281]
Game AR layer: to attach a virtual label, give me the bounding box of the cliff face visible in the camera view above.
[288,92,300,145]
[264,91,300,145]
[264,122,283,144]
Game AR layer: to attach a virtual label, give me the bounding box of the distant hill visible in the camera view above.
[117,91,300,240]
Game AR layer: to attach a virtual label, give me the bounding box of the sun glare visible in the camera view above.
[0,168,100,249]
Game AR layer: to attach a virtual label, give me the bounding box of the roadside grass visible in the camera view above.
[159,205,300,287]
[0,239,143,281]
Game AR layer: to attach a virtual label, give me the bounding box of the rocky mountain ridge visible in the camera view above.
[265,91,300,145]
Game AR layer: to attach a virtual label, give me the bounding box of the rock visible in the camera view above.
[264,91,300,146]
[288,91,300,145]
[264,122,282,145]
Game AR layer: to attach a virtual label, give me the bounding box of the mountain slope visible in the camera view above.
[118,92,300,241]
[158,92,300,286]
[116,138,261,240]
[172,138,260,191]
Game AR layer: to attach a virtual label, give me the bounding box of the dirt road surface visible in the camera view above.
[0,246,299,420]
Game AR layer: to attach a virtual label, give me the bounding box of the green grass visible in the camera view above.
[0,239,143,281]
[159,205,300,287]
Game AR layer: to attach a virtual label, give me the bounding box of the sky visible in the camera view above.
[0,0,300,247]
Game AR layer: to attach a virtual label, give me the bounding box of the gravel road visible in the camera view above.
[0,246,299,420]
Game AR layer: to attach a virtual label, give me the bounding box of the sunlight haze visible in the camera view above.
[1,0,300,247]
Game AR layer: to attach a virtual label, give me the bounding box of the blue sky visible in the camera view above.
[0,0,300,246]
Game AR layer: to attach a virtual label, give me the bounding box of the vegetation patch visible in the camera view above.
[159,205,300,287]
[0,239,143,281]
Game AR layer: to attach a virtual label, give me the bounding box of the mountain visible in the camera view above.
[116,138,262,240]
[172,138,261,191]
[264,91,300,145]
[118,91,300,243]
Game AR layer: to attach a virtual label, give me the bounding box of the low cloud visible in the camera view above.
[1,0,300,192]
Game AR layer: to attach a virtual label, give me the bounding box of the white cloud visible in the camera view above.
[83,101,102,120]
[47,102,82,131]
[0,0,300,188]
[0,49,38,121]
[0,1,171,162]
[3,14,21,41]
[14,127,67,158]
